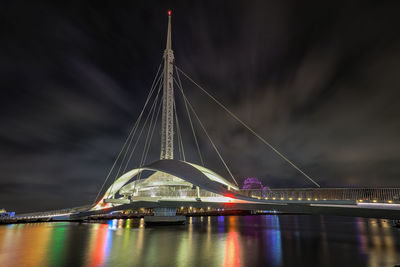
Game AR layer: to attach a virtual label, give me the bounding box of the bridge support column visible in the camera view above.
[144,207,186,225]
[196,186,201,201]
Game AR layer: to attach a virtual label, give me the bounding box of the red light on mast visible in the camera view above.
[168,10,172,16]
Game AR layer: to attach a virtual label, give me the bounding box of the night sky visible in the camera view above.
[1,1,400,213]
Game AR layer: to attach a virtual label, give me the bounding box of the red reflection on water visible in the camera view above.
[223,231,241,267]
[88,224,109,267]
[223,217,240,267]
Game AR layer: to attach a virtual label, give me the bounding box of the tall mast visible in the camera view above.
[160,10,174,160]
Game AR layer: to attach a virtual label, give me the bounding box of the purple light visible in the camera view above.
[242,177,264,190]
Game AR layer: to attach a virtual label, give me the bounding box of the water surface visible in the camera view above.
[0,215,399,266]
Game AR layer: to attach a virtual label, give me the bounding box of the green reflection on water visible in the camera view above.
[48,223,68,267]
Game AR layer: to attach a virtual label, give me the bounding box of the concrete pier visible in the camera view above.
[144,208,186,225]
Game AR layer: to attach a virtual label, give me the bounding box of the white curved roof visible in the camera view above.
[100,159,239,200]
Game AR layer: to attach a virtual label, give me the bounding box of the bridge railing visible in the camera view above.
[238,188,400,202]
[131,188,221,198]
[16,205,92,219]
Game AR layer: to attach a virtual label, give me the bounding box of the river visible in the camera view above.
[0,215,399,266]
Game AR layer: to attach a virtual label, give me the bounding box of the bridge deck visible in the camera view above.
[13,188,400,221]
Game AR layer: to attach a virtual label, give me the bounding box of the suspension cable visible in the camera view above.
[136,80,164,181]
[175,65,204,165]
[106,76,163,198]
[92,61,163,204]
[140,88,161,167]
[122,76,164,174]
[118,62,163,170]
[141,95,163,169]
[175,78,238,186]
[114,71,163,182]
[176,66,320,187]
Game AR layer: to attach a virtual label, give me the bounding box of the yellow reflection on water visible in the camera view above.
[189,216,193,242]
[122,220,131,248]
[0,223,52,267]
[381,220,395,264]
[228,216,237,231]
[367,219,397,267]
[0,225,18,255]
[370,219,382,247]
[136,219,145,256]
[381,220,394,247]
[177,222,190,267]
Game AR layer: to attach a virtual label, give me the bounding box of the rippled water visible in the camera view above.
[0,215,399,267]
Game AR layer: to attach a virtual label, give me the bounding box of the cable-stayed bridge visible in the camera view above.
[13,11,400,223]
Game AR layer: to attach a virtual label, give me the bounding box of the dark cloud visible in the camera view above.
[0,1,399,212]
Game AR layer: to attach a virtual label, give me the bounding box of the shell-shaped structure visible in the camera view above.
[96,160,239,208]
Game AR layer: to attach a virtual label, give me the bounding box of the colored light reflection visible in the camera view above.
[356,218,368,255]
[366,219,397,266]
[223,231,241,267]
[177,218,193,267]
[1,216,400,266]
[48,223,68,266]
[265,216,282,266]
[0,223,52,267]
[218,216,225,233]
[126,219,131,228]
[222,216,241,267]
[87,222,113,267]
